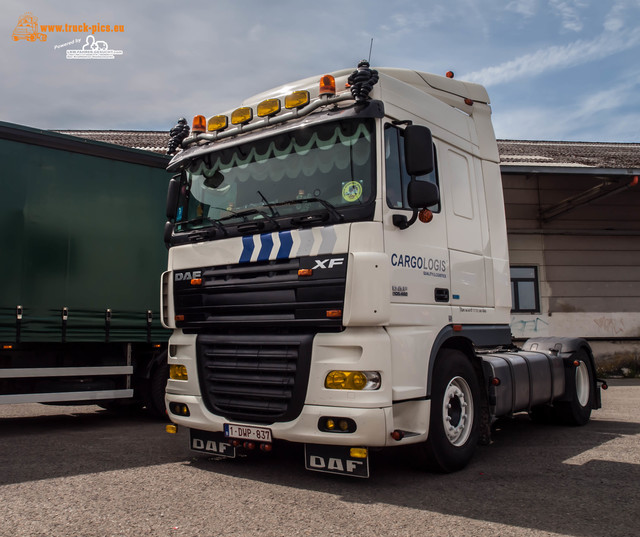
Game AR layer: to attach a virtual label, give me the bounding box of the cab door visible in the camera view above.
[382,123,450,312]
[382,122,451,401]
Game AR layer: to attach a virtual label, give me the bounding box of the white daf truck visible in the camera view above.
[161,63,603,477]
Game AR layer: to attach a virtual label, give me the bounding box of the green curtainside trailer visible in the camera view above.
[0,121,171,415]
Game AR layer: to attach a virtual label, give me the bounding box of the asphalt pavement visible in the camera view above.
[0,380,638,537]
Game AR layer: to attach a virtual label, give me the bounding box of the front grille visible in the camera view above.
[196,333,313,423]
[173,255,347,330]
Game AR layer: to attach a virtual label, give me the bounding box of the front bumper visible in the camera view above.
[166,393,392,447]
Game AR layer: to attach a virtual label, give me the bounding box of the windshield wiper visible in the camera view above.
[257,190,280,217]
[276,197,345,224]
[178,215,228,236]
[218,207,281,230]
[307,198,344,222]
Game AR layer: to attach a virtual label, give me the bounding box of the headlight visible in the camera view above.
[324,370,381,390]
[169,364,188,381]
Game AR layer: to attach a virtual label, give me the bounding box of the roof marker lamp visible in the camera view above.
[208,115,228,132]
[257,98,281,117]
[192,115,206,133]
[285,90,310,109]
[319,74,336,96]
[231,107,253,125]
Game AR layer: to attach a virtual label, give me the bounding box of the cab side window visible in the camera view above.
[384,124,440,212]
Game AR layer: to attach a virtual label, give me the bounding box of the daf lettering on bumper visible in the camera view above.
[190,430,236,458]
[304,444,369,478]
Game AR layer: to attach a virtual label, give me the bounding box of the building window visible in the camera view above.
[510,266,540,313]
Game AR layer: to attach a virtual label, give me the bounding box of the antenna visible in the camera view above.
[368,38,374,63]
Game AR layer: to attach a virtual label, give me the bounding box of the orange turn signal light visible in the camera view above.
[418,209,433,223]
[298,269,313,277]
[190,278,203,286]
[175,314,185,322]
[326,310,342,318]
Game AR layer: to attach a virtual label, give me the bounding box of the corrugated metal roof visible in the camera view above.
[54,130,640,170]
[498,140,640,169]
[54,130,169,155]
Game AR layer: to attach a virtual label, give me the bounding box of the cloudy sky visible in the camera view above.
[3,0,640,142]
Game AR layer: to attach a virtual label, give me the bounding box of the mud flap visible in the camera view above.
[190,429,236,458]
[304,444,369,478]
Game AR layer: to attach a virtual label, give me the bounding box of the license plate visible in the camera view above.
[305,444,369,478]
[190,429,236,458]
[224,423,272,443]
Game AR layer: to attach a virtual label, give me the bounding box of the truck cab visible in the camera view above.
[162,65,600,477]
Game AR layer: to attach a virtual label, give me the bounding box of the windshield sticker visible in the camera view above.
[342,181,363,203]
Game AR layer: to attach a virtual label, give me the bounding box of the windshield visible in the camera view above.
[174,118,375,236]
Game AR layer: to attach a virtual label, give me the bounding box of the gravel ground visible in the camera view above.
[0,380,638,537]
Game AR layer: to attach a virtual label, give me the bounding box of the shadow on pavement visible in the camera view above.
[188,415,640,537]
[0,407,190,487]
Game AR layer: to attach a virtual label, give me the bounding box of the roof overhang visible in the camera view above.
[500,165,640,176]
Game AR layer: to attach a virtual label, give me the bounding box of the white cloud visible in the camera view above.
[549,0,587,32]
[493,73,640,141]
[605,0,639,31]
[506,0,538,17]
[462,27,640,86]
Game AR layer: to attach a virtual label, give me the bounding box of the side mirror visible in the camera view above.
[163,221,174,249]
[404,125,434,177]
[407,180,439,209]
[166,176,180,220]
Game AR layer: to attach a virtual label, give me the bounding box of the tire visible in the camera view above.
[148,357,169,418]
[555,349,593,426]
[417,349,481,473]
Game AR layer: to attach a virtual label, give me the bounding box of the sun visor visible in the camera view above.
[167,100,384,172]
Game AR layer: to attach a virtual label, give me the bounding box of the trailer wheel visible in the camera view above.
[417,349,481,473]
[556,350,593,426]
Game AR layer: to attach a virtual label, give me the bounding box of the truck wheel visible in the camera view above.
[556,350,593,426]
[418,349,481,473]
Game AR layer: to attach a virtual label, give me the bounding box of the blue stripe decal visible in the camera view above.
[276,230,293,259]
[239,236,254,263]
[257,233,274,261]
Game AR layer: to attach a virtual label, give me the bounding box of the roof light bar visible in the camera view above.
[284,90,310,109]
[231,107,253,125]
[208,115,228,132]
[257,98,281,117]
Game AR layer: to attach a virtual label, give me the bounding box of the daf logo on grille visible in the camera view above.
[174,270,202,281]
[313,258,344,269]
